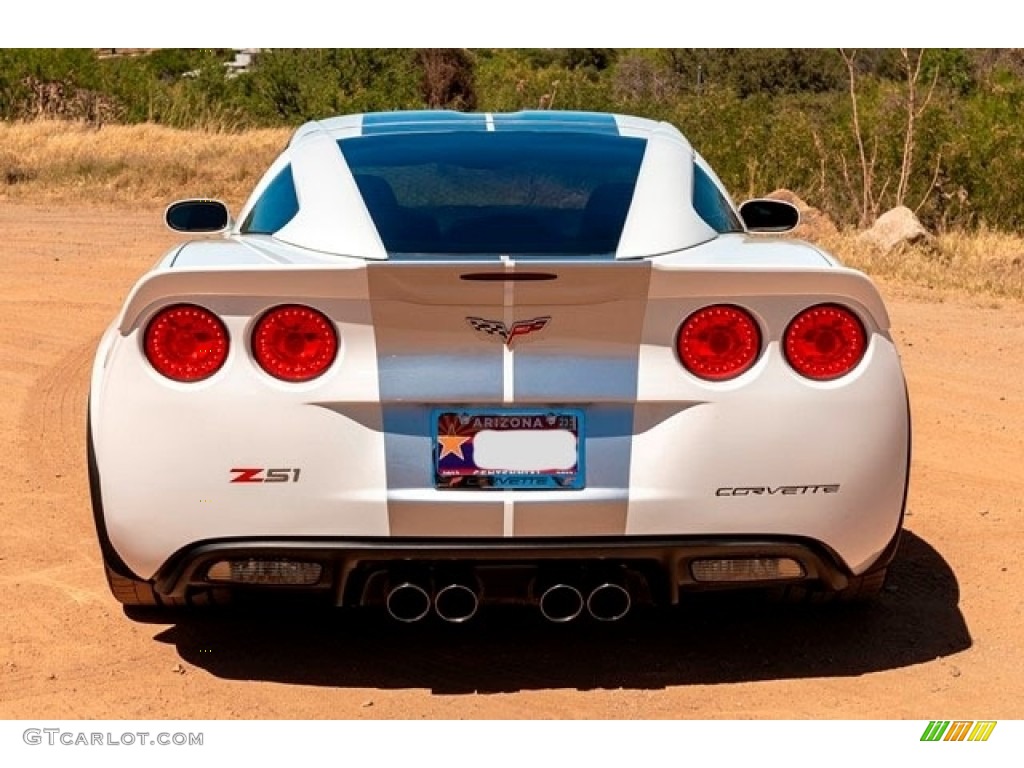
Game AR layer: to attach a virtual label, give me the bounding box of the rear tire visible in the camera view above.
[777,567,888,604]
[104,561,185,607]
[103,561,230,608]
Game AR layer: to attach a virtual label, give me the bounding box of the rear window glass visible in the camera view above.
[338,131,646,257]
[241,166,299,234]
[692,163,743,234]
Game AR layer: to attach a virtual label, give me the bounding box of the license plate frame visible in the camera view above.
[432,408,585,490]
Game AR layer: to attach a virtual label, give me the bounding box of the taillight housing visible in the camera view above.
[144,304,229,382]
[676,304,762,381]
[784,304,867,381]
[252,304,338,382]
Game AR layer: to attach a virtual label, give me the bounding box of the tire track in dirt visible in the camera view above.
[0,206,187,717]
[7,328,106,606]
[18,333,96,484]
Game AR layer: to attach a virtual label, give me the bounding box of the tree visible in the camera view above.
[895,48,940,209]
[416,49,477,110]
[838,48,940,227]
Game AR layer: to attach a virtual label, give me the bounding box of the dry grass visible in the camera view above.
[823,230,1024,303]
[0,120,289,209]
[2,120,1023,302]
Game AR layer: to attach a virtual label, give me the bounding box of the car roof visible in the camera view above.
[289,110,674,145]
[237,110,719,260]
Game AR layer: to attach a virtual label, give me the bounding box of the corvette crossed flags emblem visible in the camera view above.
[466,316,551,347]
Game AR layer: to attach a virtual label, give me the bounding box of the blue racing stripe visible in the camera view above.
[361,111,487,135]
[492,111,620,135]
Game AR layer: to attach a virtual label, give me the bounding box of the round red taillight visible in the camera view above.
[252,305,338,382]
[144,304,229,382]
[676,305,762,381]
[784,304,867,381]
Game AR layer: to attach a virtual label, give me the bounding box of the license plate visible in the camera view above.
[433,409,584,489]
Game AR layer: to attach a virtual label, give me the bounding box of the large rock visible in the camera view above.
[764,189,838,241]
[859,206,934,252]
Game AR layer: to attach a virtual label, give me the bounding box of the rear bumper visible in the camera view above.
[152,534,895,605]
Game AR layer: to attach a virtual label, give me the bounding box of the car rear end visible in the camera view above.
[89,112,909,621]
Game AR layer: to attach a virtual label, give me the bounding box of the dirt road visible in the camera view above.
[1,204,1022,719]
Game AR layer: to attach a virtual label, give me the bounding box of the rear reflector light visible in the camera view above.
[144,304,229,382]
[784,304,867,381]
[207,559,323,585]
[252,305,338,382]
[690,558,805,582]
[676,305,761,381]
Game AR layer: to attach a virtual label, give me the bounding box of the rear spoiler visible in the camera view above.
[117,262,890,334]
[116,265,370,333]
[649,263,891,330]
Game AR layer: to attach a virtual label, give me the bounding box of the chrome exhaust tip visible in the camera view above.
[586,582,631,622]
[385,581,432,623]
[538,583,584,623]
[434,583,480,624]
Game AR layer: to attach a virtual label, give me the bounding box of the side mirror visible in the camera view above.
[165,199,231,233]
[739,199,800,233]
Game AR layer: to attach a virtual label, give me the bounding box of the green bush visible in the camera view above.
[7,48,1024,232]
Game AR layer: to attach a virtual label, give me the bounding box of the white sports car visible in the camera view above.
[88,110,910,623]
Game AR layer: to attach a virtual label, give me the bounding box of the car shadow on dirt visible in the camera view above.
[145,530,970,693]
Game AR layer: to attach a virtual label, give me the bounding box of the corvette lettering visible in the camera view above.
[492,477,552,488]
[715,484,840,496]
